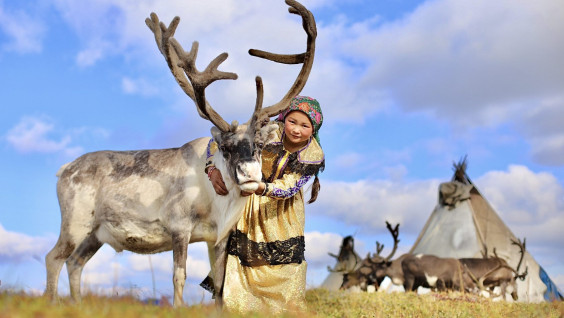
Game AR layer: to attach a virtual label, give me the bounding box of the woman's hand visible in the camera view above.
[209,168,228,195]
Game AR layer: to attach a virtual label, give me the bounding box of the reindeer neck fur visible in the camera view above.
[210,153,251,245]
[209,124,257,244]
[208,122,279,244]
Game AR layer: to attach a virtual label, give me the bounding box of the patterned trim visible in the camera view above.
[279,131,323,164]
[272,150,291,182]
[271,174,312,198]
[264,143,324,179]
[205,138,217,169]
[227,229,305,267]
[199,276,215,296]
[206,138,215,160]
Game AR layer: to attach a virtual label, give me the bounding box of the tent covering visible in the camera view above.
[410,159,563,302]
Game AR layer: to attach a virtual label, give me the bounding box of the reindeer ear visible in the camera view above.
[210,127,223,143]
[256,122,279,144]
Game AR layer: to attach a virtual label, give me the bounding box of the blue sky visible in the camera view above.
[1,0,563,303]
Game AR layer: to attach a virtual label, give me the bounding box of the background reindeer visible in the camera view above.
[461,238,528,300]
[341,221,401,291]
[44,0,316,307]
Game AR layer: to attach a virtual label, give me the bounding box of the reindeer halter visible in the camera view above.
[277,95,323,145]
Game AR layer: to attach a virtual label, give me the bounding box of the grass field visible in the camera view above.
[1,289,563,318]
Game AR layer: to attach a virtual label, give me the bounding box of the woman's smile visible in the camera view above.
[283,111,313,151]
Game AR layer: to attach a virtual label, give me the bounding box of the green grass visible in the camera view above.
[1,289,562,318]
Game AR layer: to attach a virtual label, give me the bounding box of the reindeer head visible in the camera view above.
[146,0,316,191]
[210,120,279,192]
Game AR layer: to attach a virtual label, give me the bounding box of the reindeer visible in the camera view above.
[44,0,317,307]
[341,221,474,293]
[401,254,474,293]
[341,221,401,291]
[461,238,528,300]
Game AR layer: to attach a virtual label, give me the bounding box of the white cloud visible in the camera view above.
[33,0,564,167]
[5,116,83,156]
[529,135,564,166]
[350,0,564,119]
[305,231,345,267]
[76,46,105,67]
[3,116,114,158]
[310,178,440,234]
[128,253,172,273]
[334,0,564,165]
[0,223,54,262]
[81,246,125,286]
[0,5,45,53]
[518,97,564,166]
[121,77,159,97]
[476,165,564,244]
[334,152,364,169]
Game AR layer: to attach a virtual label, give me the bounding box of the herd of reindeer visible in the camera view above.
[330,222,528,300]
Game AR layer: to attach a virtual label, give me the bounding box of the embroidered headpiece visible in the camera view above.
[277,95,323,145]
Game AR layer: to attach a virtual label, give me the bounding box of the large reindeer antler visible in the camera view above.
[511,237,529,281]
[383,221,400,262]
[371,221,400,263]
[145,14,236,132]
[250,0,317,121]
[146,0,316,132]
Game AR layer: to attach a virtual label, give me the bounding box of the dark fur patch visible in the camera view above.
[126,237,139,245]
[56,241,76,260]
[172,233,189,268]
[66,234,102,267]
[108,151,154,180]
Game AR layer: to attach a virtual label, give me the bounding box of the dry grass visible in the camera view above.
[306,289,564,318]
[1,289,562,318]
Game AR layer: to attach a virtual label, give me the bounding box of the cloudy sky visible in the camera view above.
[1,0,563,303]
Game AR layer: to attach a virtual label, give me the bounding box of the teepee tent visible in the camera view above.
[409,158,563,302]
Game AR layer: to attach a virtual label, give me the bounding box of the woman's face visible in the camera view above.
[284,110,313,147]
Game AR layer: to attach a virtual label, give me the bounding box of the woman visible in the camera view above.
[204,95,324,313]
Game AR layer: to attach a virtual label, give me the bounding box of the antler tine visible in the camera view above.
[511,237,527,274]
[517,266,528,281]
[248,76,265,129]
[147,13,237,132]
[251,0,317,119]
[480,244,488,258]
[375,242,384,255]
[383,221,400,262]
[171,39,237,132]
[146,14,195,98]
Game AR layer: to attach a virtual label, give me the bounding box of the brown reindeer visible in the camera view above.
[401,254,474,292]
[341,221,401,291]
[461,238,528,300]
[44,0,317,308]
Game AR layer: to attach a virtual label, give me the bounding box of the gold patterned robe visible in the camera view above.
[206,122,324,314]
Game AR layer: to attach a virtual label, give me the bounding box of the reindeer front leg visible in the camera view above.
[211,235,230,308]
[172,233,190,307]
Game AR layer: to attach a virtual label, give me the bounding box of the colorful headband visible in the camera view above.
[277,95,323,145]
